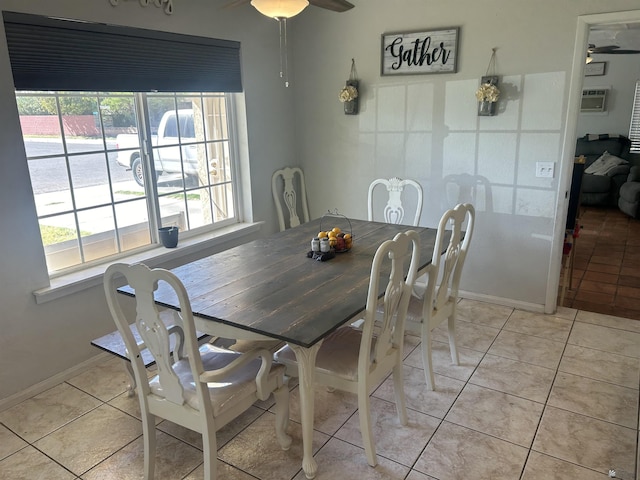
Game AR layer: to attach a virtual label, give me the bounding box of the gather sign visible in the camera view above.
[381,28,459,76]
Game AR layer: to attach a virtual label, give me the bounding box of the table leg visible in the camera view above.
[289,342,322,480]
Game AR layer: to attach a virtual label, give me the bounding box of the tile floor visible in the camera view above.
[1,299,639,480]
[560,206,640,320]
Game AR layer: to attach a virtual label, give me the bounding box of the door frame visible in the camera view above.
[546,9,640,313]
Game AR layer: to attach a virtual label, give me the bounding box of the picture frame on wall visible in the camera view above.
[381,27,459,76]
[585,61,606,76]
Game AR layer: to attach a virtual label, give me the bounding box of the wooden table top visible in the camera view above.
[123,218,441,348]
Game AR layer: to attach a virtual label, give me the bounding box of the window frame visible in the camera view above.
[629,80,640,153]
[19,89,243,277]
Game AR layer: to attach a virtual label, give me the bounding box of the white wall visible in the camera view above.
[577,54,640,137]
[2,0,640,404]
[291,0,640,307]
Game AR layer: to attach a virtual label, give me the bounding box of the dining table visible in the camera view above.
[121,216,442,479]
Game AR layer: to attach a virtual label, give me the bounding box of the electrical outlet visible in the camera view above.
[536,162,554,178]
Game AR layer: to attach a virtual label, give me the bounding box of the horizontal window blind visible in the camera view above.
[630,81,640,153]
[3,11,242,93]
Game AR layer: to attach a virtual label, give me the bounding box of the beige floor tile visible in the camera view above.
[34,404,142,475]
[432,320,500,353]
[158,405,264,450]
[0,446,76,480]
[559,344,640,389]
[286,384,358,436]
[292,437,410,479]
[455,299,513,329]
[503,310,573,342]
[0,383,102,443]
[576,310,640,333]
[532,406,636,476]
[334,396,440,467]
[445,384,544,447]
[568,321,640,358]
[83,430,203,480]
[522,451,610,479]
[488,330,565,369]
[414,421,528,480]
[183,461,256,480]
[406,470,437,479]
[548,372,639,428]
[218,411,329,480]
[0,423,28,460]
[373,365,464,419]
[404,341,484,383]
[67,357,132,402]
[553,306,578,321]
[469,354,555,403]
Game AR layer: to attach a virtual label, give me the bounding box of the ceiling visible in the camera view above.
[589,22,640,52]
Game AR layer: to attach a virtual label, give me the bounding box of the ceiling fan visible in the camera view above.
[224,0,355,87]
[588,43,640,55]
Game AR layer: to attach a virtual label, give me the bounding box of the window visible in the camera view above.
[630,80,640,153]
[18,90,238,274]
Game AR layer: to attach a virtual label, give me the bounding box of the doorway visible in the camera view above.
[554,9,640,317]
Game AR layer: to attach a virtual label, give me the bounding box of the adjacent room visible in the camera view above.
[0,1,639,479]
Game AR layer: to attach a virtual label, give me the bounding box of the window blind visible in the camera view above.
[630,80,640,153]
[3,11,242,93]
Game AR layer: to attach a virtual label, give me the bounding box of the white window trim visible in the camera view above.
[33,221,262,304]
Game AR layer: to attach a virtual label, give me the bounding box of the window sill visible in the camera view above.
[33,221,263,304]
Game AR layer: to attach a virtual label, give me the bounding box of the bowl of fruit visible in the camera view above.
[319,211,353,253]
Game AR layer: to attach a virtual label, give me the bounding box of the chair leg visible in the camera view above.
[141,413,156,480]
[447,314,459,366]
[202,422,217,480]
[421,325,436,391]
[357,387,377,467]
[123,359,136,397]
[392,361,408,426]
[272,383,292,451]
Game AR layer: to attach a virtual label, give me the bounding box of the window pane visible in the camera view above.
[69,152,112,209]
[115,199,151,250]
[78,206,117,263]
[29,155,73,216]
[212,183,234,221]
[40,213,81,272]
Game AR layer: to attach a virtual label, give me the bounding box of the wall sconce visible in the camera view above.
[339,58,359,115]
[475,48,500,116]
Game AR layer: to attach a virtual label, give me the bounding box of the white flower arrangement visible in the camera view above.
[475,83,500,103]
[339,85,358,103]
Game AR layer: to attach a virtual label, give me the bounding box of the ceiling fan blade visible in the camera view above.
[309,0,354,12]
[589,45,620,53]
[222,0,250,9]
[596,49,640,54]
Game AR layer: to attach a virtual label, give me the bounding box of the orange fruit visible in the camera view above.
[328,231,337,238]
[332,227,341,235]
[344,233,352,240]
[318,231,328,238]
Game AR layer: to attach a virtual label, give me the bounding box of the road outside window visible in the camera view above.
[17,91,238,274]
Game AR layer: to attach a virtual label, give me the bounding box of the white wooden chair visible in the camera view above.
[272,167,310,231]
[367,177,423,226]
[406,203,475,390]
[103,263,291,480]
[274,230,420,467]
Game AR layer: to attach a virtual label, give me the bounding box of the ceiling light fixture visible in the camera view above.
[250,0,309,87]
[250,0,309,18]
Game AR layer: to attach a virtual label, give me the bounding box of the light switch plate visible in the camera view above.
[536,162,554,178]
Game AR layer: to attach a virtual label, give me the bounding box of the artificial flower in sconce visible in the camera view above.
[475,82,500,103]
[340,58,359,115]
[339,84,358,103]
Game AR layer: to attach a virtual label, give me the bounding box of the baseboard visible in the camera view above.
[0,352,110,413]
[458,290,546,314]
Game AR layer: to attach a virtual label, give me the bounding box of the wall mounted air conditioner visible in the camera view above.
[581,88,609,113]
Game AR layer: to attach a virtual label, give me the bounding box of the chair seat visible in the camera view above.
[150,343,285,415]
[276,326,376,382]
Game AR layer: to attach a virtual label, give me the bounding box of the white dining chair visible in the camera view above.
[274,230,420,467]
[405,203,475,390]
[272,166,310,231]
[367,177,423,226]
[103,262,291,480]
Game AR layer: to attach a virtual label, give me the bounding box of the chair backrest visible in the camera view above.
[359,230,420,375]
[367,177,423,226]
[271,167,310,231]
[104,263,211,416]
[423,203,475,316]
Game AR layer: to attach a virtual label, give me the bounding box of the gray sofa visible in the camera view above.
[619,166,640,219]
[575,134,632,207]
